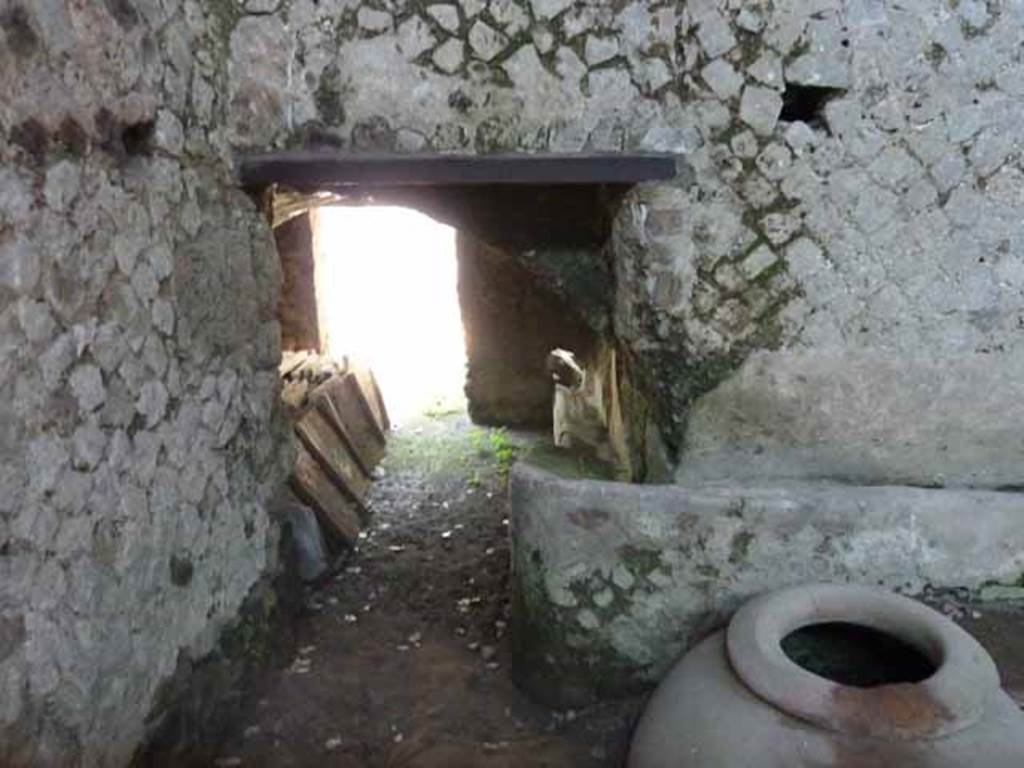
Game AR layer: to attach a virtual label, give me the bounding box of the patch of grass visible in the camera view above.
[488,427,519,481]
[380,415,525,490]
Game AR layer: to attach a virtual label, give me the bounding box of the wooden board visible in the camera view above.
[290,446,362,545]
[295,407,372,503]
[239,151,680,189]
[317,373,386,470]
[349,362,390,433]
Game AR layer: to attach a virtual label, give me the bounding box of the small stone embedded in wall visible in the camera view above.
[152,298,175,336]
[136,379,169,427]
[70,364,107,413]
[577,609,600,630]
[27,434,68,495]
[741,244,779,281]
[461,0,486,18]
[489,0,528,34]
[145,243,175,282]
[735,7,765,33]
[468,20,507,62]
[867,146,920,188]
[715,262,746,294]
[740,85,784,136]
[531,26,555,54]
[357,7,392,32]
[715,298,752,334]
[749,51,784,89]
[42,160,82,211]
[427,4,461,33]
[783,121,818,155]
[16,298,56,344]
[72,422,107,471]
[755,142,793,182]
[761,212,801,246]
[0,236,40,294]
[584,35,620,66]
[701,59,743,100]
[433,37,465,73]
[152,110,184,154]
[694,9,736,58]
[730,129,759,159]
[397,16,436,59]
[529,0,574,21]
[636,58,673,92]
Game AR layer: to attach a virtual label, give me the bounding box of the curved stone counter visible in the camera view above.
[508,463,1024,708]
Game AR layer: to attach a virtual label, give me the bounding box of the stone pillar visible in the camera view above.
[274,211,322,353]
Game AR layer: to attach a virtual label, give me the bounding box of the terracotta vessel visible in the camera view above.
[629,583,1024,767]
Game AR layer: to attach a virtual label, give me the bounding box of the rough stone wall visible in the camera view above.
[2,0,1022,761]
[1,3,289,765]
[458,232,597,427]
[230,0,1024,488]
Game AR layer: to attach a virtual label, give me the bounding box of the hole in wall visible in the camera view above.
[778,83,846,132]
[121,120,155,157]
[781,621,937,687]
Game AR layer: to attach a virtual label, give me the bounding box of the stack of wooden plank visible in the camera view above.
[286,358,390,548]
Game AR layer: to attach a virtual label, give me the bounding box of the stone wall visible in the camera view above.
[1,3,290,765]
[229,0,1024,486]
[457,232,597,427]
[3,0,1024,763]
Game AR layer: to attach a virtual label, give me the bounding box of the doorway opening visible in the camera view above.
[217,153,676,765]
[316,205,465,424]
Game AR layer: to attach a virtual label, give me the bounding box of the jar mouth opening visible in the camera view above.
[780,620,940,689]
[727,584,999,740]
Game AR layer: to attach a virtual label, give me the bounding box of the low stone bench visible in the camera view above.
[508,463,1024,707]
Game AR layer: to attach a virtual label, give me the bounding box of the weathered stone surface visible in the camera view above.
[5,0,1024,761]
[432,37,465,73]
[1,3,292,765]
[677,351,1024,489]
[510,464,1024,706]
[739,85,783,136]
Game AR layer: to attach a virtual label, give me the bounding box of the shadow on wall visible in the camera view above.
[456,231,599,430]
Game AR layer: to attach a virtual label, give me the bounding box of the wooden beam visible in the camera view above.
[238,151,678,191]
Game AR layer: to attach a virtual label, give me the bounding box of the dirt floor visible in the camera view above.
[214,410,642,767]
[214,409,1024,767]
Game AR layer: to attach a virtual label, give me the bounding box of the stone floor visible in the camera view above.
[212,410,1024,766]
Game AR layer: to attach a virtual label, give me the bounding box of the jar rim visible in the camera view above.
[726,583,1000,740]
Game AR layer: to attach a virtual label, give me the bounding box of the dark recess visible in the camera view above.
[0,4,39,58]
[779,83,846,132]
[781,621,937,687]
[103,0,140,29]
[122,120,156,157]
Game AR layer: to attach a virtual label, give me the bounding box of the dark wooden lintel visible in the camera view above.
[238,151,678,191]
